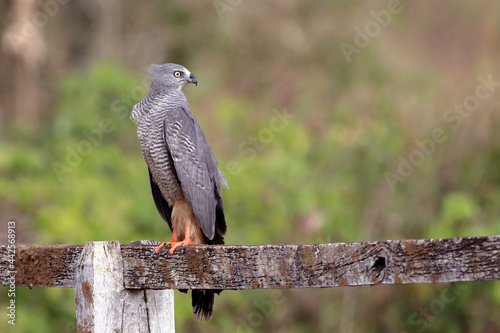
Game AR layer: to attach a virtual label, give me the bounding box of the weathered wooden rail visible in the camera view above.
[1,236,499,332]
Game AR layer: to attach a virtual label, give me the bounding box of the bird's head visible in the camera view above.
[148,63,198,94]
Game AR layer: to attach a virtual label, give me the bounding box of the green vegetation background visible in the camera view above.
[1,1,500,332]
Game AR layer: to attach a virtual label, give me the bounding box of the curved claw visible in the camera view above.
[154,242,169,254]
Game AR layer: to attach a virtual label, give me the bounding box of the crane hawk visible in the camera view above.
[131,63,228,321]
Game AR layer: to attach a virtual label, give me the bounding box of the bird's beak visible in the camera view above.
[188,73,198,86]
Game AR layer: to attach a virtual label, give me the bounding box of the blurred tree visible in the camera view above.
[1,1,500,332]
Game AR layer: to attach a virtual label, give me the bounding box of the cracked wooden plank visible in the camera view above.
[123,236,500,289]
[1,236,499,290]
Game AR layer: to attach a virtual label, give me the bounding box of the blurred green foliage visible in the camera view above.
[2,59,499,333]
[1,1,500,332]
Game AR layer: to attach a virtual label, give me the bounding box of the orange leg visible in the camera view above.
[154,225,196,254]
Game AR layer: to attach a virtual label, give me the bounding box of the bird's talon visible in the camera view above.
[154,242,168,254]
[168,239,196,254]
[155,239,196,255]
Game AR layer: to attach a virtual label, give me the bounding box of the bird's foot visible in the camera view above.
[154,239,196,254]
[154,229,178,254]
[154,242,169,254]
[167,239,196,254]
[155,225,196,254]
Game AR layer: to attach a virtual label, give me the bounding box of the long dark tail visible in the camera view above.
[192,289,221,321]
[192,186,226,321]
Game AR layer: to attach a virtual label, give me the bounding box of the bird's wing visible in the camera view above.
[148,168,173,231]
[164,106,223,240]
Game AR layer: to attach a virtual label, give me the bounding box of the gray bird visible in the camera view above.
[131,63,228,321]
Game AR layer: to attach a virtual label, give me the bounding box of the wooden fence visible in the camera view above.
[1,236,499,332]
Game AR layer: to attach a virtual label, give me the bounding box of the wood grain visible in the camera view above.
[1,236,499,290]
[75,241,174,333]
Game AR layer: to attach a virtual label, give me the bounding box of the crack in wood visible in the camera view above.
[1,236,499,290]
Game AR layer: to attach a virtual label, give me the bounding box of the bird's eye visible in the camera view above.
[174,71,182,78]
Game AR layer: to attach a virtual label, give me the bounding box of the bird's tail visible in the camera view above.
[192,289,222,321]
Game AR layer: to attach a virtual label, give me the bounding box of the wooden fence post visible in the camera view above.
[75,241,175,333]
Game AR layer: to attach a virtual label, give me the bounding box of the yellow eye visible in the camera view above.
[174,71,181,78]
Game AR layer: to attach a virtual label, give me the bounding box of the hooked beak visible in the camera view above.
[188,73,198,86]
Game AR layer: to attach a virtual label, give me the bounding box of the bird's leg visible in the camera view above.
[154,225,197,254]
[167,224,196,254]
